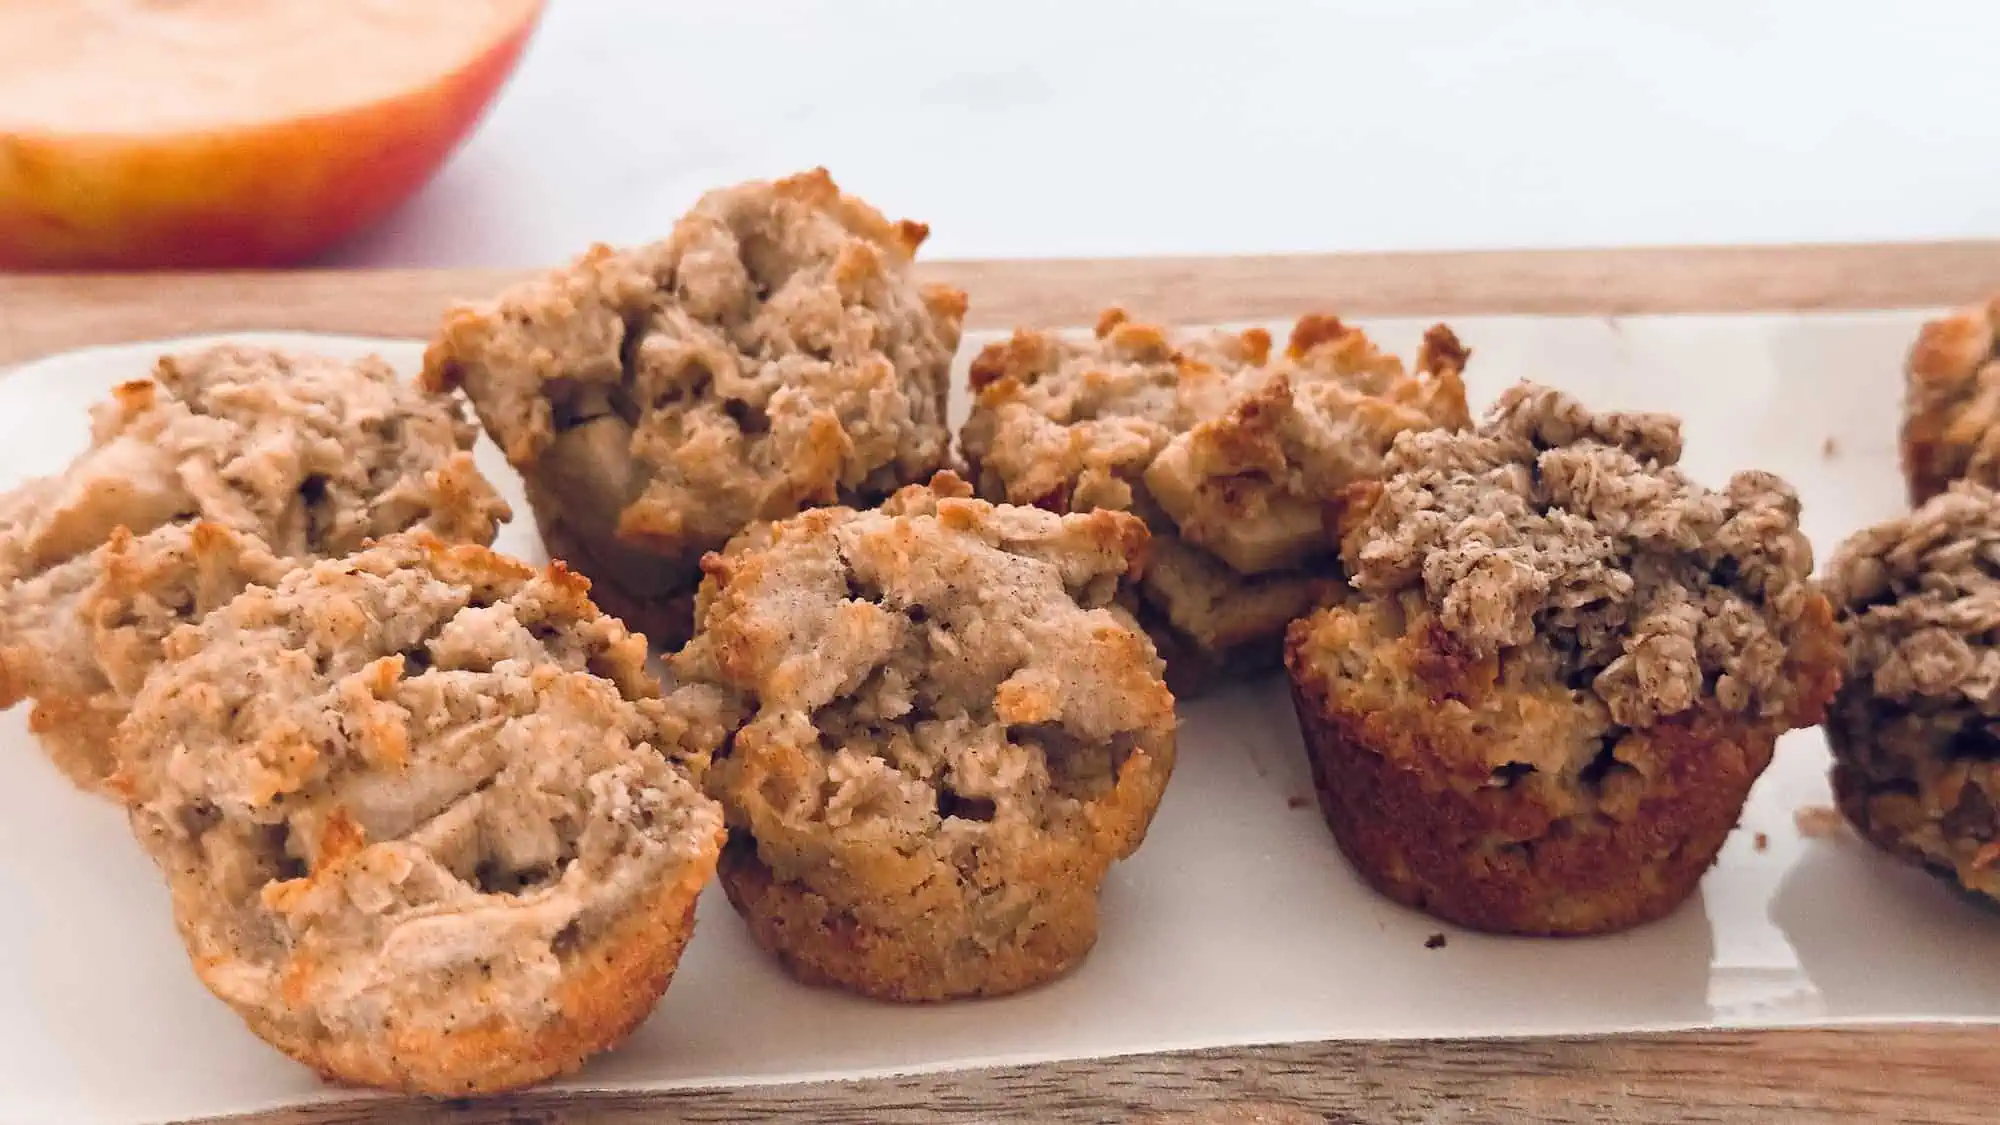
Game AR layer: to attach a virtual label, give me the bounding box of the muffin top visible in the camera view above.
[0,520,291,787]
[67,522,294,700]
[423,168,967,567]
[961,310,1470,573]
[1824,480,2000,713]
[961,308,1273,513]
[1337,382,1836,732]
[674,473,1176,944]
[0,345,509,787]
[1,344,507,586]
[119,534,727,1044]
[1145,318,1470,573]
[1902,296,2000,504]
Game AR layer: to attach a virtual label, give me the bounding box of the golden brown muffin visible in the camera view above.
[1902,297,2000,505]
[673,472,1177,1001]
[1286,383,1842,936]
[423,168,967,649]
[1822,480,2000,900]
[0,345,509,792]
[116,533,729,1096]
[961,308,1469,690]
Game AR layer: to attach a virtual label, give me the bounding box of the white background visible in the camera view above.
[330,0,2000,268]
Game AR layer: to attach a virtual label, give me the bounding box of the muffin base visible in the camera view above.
[718,838,1098,1002]
[1286,641,1770,937]
[1828,725,2000,903]
[1133,606,1282,699]
[535,507,698,652]
[196,827,722,1096]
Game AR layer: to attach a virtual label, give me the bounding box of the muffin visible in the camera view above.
[960,308,1470,691]
[1822,480,2000,900]
[1901,296,2000,504]
[1285,383,1842,936]
[0,345,509,791]
[116,534,729,1095]
[423,168,967,649]
[673,472,1177,1000]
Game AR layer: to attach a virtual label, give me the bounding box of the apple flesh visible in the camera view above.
[0,2,544,270]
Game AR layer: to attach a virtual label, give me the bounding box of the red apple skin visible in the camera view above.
[0,6,542,270]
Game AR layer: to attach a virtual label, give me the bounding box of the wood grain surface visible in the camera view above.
[6,240,2000,366]
[232,1028,1982,1125]
[9,243,2000,1124]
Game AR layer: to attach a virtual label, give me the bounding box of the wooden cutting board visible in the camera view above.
[7,240,2000,366]
[5,241,2000,1125]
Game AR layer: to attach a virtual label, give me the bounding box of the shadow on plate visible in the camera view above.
[1768,835,2000,1020]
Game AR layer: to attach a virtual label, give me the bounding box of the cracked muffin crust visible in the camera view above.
[0,345,510,792]
[1902,297,2000,505]
[117,534,728,1096]
[1286,383,1841,935]
[1823,481,2000,901]
[673,473,1177,1000]
[1,521,290,790]
[424,168,967,649]
[960,308,1469,689]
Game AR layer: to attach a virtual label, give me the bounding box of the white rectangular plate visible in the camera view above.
[5,313,1999,1125]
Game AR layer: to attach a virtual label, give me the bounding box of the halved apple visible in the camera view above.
[0,1,544,269]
